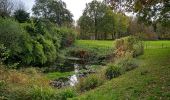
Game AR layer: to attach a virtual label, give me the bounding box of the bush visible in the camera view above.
[76,74,104,92]
[59,27,77,48]
[115,58,139,72]
[115,36,144,58]
[105,64,122,79]
[0,18,26,62]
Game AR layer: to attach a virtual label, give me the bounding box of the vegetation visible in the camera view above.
[72,41,170,100]
[78,0,129,40]
[0,0,170,99]
[32,0,73,27]
[76,74,105,92]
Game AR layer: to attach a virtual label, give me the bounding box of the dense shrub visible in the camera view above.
[76,74,104,92]
[59,27,77,48]
[105,64,122,79]
[0,18,78,67]
[105,57,139,80]
[0,18,27,62]
[115,36,144,58]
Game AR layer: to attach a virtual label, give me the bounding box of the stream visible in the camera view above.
[50,63,95,88]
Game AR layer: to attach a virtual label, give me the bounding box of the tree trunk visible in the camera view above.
[104,33,107,40]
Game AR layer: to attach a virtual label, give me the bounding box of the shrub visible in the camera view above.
[76,74,104,92]
[105,64,122,79]
[115,58,139,72]
[59,27,77,48]
[0,18,26,62]
[115,36,144,58]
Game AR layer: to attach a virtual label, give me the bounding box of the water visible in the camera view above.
[50,64,95,88]
[69,64,79,86]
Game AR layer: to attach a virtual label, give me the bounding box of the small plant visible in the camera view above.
[56,88,77,100]
[76,74,104,92]
[105,64,122,79]
[115,58,139,72]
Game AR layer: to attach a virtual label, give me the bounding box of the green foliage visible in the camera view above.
[0,18,28,64]
[32,0,73,27]
[55,88,77,100]
[14,9,30,23]
[105,64,122,79]
[73,41,170,100]
[59,27,77,48]
[78,0,109,39]
[69,40,115,64]
[0,44,9,63]
[115,57,139,72]
[76,74,104,92]
[115,36,144,58]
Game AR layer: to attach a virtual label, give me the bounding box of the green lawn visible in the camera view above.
[75,40,115,48]
[71,40,170,100]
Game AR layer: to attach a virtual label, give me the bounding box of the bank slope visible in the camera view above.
[72,47,170,100]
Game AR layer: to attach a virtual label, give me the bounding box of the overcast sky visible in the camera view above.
[20,0,102,21]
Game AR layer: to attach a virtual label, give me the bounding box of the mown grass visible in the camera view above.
[75,40,115,48]
[71,40,170,100]
[46,71,74,80]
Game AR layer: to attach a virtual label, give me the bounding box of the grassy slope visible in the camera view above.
[72,41,170,100]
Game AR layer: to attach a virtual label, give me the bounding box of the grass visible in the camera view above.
[75,40,115,48]
[46,71,74,80]
[71,40,170,100]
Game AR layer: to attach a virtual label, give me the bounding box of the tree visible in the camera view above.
[78,15,95,39]
[98,9,115,39]
[0,0,13,17]
[79,0,109,39]
[107,0,170,28]
[32,0,73,27]
[107,13,129,39]
[14,9,30,23]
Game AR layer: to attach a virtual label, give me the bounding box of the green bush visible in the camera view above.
[115,58,139,72]
[115,36,144,58]
[76,74,104,92]
[59,27,77,48]
[0,18,26,60]
[105,64,122,79]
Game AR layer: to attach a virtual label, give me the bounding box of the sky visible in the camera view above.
[20,0,102,21]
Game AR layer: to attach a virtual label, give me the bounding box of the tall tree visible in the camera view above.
[14,9,29,23]
[80,0,108,39]
[32,0,73,27]
[98,9,115,39]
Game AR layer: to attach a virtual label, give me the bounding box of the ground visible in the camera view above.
[71,40,170,100]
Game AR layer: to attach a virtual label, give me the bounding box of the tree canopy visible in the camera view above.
[32,0,73,27]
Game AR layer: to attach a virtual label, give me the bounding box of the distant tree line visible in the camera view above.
[77,0,129,40]
[78,0,170,40]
